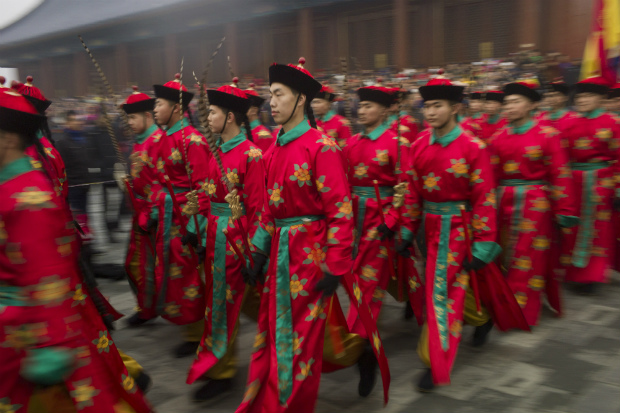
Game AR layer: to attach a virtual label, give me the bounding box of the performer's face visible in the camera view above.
[546,91,567,110]
[0,129,22,166]
[153,98,176,126]
[484,100,502,116]
[469,99,482,113]
[423,99,458,129]
[310,98,330,117]
[358,101,386,127]
[269,83,305,125]
[574,93,603,113]
[127,113,149,135]
[208,105,230,132]
[503,94,535,122]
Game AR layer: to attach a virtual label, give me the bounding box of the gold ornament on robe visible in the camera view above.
[225,189,243,221]
[184,190,200,216]
[392,182,407,208]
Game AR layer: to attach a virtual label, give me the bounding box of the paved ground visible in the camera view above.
[89,186,620,413]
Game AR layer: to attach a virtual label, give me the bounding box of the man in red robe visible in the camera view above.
[120,87,165,327]
[489,81,578,326]
[152,74,210,357]
[477,91,507,143]
[245,82,276,152]
[0,87,153,413]
[312,85,352,149]
[561,77,620,294]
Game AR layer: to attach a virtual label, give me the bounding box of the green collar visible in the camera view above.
[0,156,34,184]
[362,121,389,141]
[165,118,189,136]
[320,110,336,122]
[456,114,464,123]
[217,132,246,153]
[277,118,311,146]
[430,125,462,147]
[471,112,483,120]
[136,124,159,144]
[510,119,535,135]
[584,108,605,119]
[249,119,261,129]
[387,114,399,124]
[399,110,408,117]
[487,114,501,124]
[36,130,44,140]
[549,108,568,121]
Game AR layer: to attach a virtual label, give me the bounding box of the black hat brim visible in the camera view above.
[550,83,570,95]
[419,85,465,102]
[357,88,393,107]
[0,106,45,136]
[469,92,482,100]
[485,92,505,103]
[573,83,609,96]
[609,88,620,99]
[503,83,541,102]
[315,91,336,102]
[153,85,194,107]
[23,95,52,114]
[269,64,322,100]
[247,94,265,107]
[122,98,155,114]
[207,89,250,114]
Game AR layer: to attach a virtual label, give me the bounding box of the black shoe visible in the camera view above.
[357,342,377,397]
[473,319,494,347]
[135,371,152,394]
[404,302,414,320]
[416,368,434,392]
[125,312,153,328]
[174,341,200,358]
[92,263,126,281]
[577,283,596,296]
[192,378,233,402]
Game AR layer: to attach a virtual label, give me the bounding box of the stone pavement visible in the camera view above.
[89,187,620,413]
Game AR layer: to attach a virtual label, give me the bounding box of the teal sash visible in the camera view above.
[351,186,394,258]
[209,202,246,357]
[272,214,325,406]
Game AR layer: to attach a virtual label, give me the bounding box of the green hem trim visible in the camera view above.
[557,215,579,228]
[472,241,502,264]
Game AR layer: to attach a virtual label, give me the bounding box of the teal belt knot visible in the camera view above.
[423,200,470,215]
[571,161,611,171]
[500,179,547,186]
[351,186,394,198]
[0,285,32,307]
[274,214,325,228]
[210,202,245,217]
[351,186,394,258]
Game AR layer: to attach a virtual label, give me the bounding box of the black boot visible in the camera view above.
[473,319,494,347]
[135,371,152,393]
[404,302,414,320]
[416,368,434,392]
[125,312,154,328]
[173,341,200,358]
[357,341,377,397]
[192,378,233,402]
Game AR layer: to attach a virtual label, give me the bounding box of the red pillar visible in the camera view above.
[225,22,239,79]
[164,33,178,78]
[73,52,89,96]
[298,8,314,72]
[394,0,408,70]
[115,43,130,91]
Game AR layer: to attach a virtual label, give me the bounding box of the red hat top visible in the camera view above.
[122,86,155,114]
[10,76,52,114]
[419,77,465,102]
[608,83,620,98]
[0,88,45,136]
[269,57,322,100]
[153,73,194,106]
[574,76,610,96]
[207,76,250,114]
[244,82,265,107]
[315,85,337,102]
